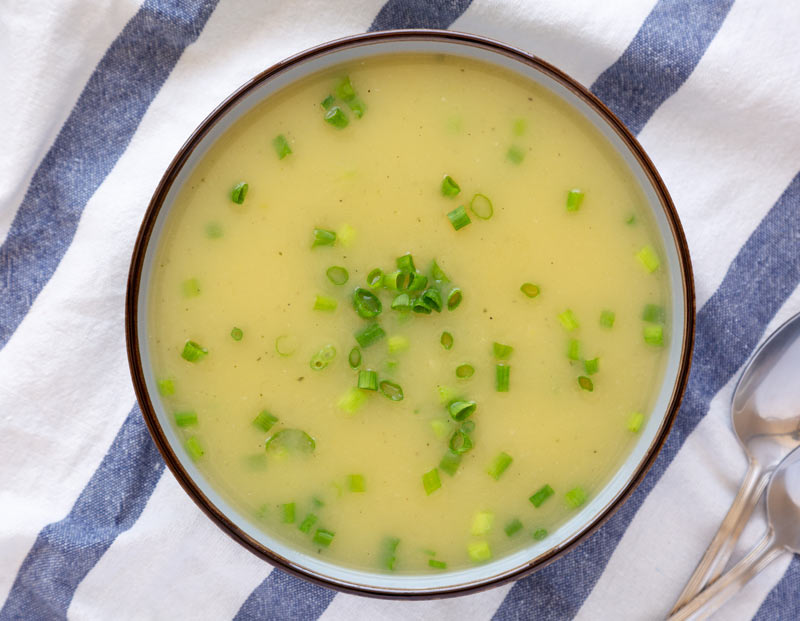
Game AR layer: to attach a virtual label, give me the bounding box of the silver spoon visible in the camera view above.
[672,310,800,612]
[669,445,800,620]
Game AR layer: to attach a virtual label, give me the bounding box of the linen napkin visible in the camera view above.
[1,0,798,619]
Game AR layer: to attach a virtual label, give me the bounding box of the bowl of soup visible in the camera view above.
[126,30,694,597]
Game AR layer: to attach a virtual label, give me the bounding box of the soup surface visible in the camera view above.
[148,53,670,573]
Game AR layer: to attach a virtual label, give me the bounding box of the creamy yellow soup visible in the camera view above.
[148,54,669,573]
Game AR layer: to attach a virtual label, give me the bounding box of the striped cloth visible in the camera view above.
[1,0,798,619]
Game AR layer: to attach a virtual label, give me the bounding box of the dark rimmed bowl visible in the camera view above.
[126,29,695,599]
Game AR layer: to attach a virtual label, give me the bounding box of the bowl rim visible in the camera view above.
[125,28,696,599]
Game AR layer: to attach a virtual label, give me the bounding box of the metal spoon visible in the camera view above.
[669,445,800,620]
[672,311,800,612]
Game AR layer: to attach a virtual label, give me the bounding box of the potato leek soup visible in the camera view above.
[148,54,670,573]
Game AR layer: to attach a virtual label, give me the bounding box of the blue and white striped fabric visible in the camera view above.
[1,0,798,618]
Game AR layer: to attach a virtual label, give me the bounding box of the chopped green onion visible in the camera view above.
[265,429,316,457]
[428,559,447,569]
[422,468,441,495]
[529,484,554,508]
[471,511,494,536]
[441,175,461,197]
[313,295,338,312]
[379,380,404,401]
[275,334,297,357]
[337,223,356,247]
[584,357,599,375]
[334,76,356,101]
[439,449,462,476]
[628,412,645,432]
[520,283,540,298]
[182,278,200,297]
[312,496,325,509]
[321,94,335,110]
[469,193,493,220]
[448,400,476,421]
[644,324,664,346]
[430,419,449,440]
[430,260,450,284]
[324,106,348,129]
[347,97,366,119]
[348,474,366,492]
[181,340,207,362]
[355,322,385,348]
[493,342,513,360]
[455,363,474,379]
[352,288,381,318]
[384,270,413,291]
[642,303,666,323]
[446,287,462,311]
[391,293,412,312]
[447,205,471,230]
[578,376,594,391]
[495,364,510,392]
[272,134,292,159]
[567,339,580,361]
[313,528,335,547]
[231,182,248,204]
[599,310,616,328]
[381,537,400,571]
[205,221,223,239]
[185,436,204,460]
[367,268,384,288]
[311,228,336,248]
[448,429,473,455]
[412,296,433,315]
[487,451,513,480]
[437,385,458,404]
[468,540,492,563]
[326,266,349,286]
[337,387,367,415]
[422,287,443,312]
[387,335,409,353]
[507,146,525,164]
[636,245,660,272]
[281,502,295,523]
[565,487,587,509]
[557,309,579,332]
[310,344,336,370]
[174,411,197,427]
[410,273,430,293]
[157,379,175,396]
[253,410,278,432]
[348,346,361,368]
[298,513,318,534]
[626,214,637,225]
[358,369,378,391]
[504,518,523,537]
[461,420,475,433]
[532,528,548,541]
[512,118,527,136]
[566,188,585,211]
[230,326,243,341]
[396,253,416,272]
[440,331,454,350]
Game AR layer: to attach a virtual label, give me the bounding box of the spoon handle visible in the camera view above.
[668,529,782,621]
[671,462,768,612]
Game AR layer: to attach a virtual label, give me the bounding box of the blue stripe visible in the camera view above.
[0,0,218,351]
[592,0,734,134]
[494,171,800,619]
[0,406,164,620]
[233,570,337,621]
[370,0,473,30]
[754,556,800,620]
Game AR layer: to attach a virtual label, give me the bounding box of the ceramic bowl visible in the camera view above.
[126,29,695,598]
